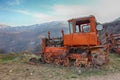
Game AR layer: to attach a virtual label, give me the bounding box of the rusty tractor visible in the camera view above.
[30,15,109,69]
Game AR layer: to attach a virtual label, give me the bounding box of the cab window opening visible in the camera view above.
[75,20,91,33]
[69,22,73,33]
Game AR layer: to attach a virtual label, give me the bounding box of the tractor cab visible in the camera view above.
[64,15,102,47]
[69,18,91,33]
[68,15,97,34]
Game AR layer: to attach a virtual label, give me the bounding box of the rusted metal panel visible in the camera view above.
[44,47,67,57]
[64,32,99,46]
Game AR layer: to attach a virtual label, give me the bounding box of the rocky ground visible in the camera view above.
[0,53,120,80]
[0,63,120,80]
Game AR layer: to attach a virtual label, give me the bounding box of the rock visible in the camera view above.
[30,72,33,75]
[9,69,13,73]
[49,75,52,78]
[78,69,82,75]
[26,68,29,71]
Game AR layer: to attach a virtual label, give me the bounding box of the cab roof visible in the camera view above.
[68,15,95,22]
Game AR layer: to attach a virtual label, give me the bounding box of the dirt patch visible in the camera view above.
[0,63,120,80]
[0,53,120,80]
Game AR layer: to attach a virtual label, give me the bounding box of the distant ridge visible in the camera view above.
[0,21,68,53]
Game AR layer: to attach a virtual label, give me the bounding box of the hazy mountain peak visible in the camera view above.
[0,24,10,28]
[114,17,120,22]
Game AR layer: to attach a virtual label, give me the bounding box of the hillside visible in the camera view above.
[98,18,120,43]
[0,21,68,53]
[102,18,120,34]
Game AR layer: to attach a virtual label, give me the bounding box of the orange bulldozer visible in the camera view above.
[30,15,109,69]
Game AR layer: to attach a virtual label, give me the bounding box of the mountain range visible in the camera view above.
[0,21,68,53]
[0,17,120,53]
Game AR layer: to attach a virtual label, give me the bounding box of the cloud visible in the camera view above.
[54,5,92,19]
[15,9,30,15]
[8,0,120,25]
[7,0,21,5]
[95,0,120,22]
[13,9,62,23]
[33,13,63,21]
[52,0,120,23]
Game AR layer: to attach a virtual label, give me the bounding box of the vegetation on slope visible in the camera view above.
[0,53,120,76]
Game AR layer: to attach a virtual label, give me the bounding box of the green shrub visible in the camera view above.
[0,54,17,63]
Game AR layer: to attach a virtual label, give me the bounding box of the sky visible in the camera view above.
[0,0,120,26]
